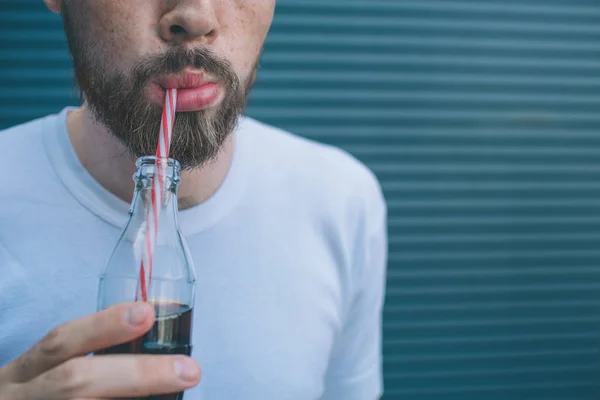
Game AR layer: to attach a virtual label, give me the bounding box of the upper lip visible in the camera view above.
[156,72,215,89]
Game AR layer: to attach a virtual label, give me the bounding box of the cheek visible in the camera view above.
[76,1,155,71]
[240,0,275,38]
[223,1,274,74]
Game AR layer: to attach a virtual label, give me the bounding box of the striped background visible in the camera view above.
[2,1,600,399]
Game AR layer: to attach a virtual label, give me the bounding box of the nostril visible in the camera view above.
[170,24,186,35]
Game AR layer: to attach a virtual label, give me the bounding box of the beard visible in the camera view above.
[60,3,254,170]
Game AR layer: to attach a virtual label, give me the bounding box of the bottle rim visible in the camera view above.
[135,156,181,172]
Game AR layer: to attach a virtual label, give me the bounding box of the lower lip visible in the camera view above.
[149,83,221,112]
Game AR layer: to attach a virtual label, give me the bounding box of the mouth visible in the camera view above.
[149,71,222,112]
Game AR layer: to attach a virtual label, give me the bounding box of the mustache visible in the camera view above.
[132,46,237,89]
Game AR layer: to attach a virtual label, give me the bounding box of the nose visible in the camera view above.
[159,0,219,45]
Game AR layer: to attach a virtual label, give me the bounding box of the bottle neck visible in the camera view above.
[129,156,182,223]
[99,156,196,310]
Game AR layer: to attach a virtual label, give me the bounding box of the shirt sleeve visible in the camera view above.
[321,175,388,400]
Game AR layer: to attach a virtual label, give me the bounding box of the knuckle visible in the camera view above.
[0,364,7,381]
[91,307,124,338]
[1,383,22,400]
[47,358,87,395]
[96,307,119,331]
[38,327,67,358]
[137,356,174,383]
[7,356,32,384]
[136,356,160,379]
[86,314,106,339]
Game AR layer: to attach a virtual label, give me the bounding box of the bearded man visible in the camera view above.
[0,1,387,399]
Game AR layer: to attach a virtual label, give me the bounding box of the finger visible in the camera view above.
[4,302,155,383]
[25,354,200,399]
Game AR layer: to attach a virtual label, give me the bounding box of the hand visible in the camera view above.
[0,302,201,399]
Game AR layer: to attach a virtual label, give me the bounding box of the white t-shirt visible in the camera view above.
[0,107,387,400]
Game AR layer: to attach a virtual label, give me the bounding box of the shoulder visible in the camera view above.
[0,114,51,144]
[239,116,385,209]
[239,116,386,236]
[0,113,63,219]
[0,113,56,168]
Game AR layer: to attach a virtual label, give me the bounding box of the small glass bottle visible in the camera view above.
[96,156,196,400]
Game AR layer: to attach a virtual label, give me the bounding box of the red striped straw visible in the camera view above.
[138,89,177,302]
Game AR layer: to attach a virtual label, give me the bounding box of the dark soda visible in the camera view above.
[96,301,193,400]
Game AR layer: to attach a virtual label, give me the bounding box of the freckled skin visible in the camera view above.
[63,0,275,90]
[53,0,276,168]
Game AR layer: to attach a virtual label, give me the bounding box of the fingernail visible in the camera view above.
[124,304,148,326]
[174,357,200,382]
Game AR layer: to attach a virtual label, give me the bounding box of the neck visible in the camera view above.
[66,104,235,209]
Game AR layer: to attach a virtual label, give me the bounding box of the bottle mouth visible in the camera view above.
[136,156,181,172]
[133,156,182,186]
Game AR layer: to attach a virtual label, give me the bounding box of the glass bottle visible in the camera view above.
[96,156,196,400]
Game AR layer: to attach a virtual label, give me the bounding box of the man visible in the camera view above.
[0,1,387,399]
